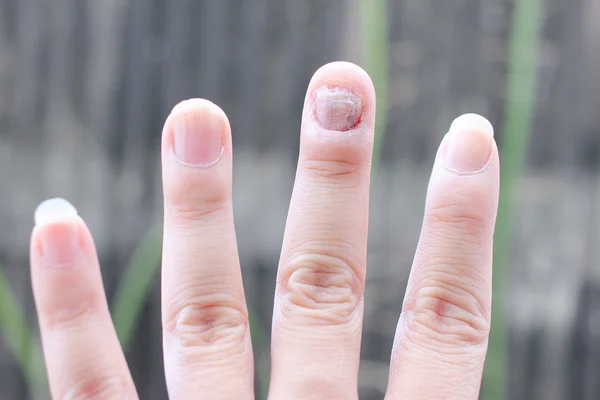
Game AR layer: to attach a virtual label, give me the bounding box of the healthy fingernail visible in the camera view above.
[34,198,81,266]
[173,106,224,166]
[443,113,494,173]
[314,86,363,131]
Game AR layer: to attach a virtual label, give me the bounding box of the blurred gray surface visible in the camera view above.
[1,0,600,398]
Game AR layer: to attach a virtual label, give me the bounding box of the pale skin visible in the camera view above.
[29,61,500,399]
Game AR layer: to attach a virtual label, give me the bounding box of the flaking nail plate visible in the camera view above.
[314,86,363,131]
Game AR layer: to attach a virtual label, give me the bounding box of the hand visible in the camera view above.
[29,61,499,399]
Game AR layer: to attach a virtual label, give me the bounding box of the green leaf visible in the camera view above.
[483,0,543,398]
[0,266,46,393]
[249,308,270,400]
[112,226,163,350]
[360,0,389,176]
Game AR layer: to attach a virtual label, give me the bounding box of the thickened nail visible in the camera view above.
[314,86,363,131]
[34,198,81,266]
[443,113,494,173]
[173,106,224,166]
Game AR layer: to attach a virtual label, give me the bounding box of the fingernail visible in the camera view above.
[173,107,224,166]
[34,198,80,266]
[314,86,363,131]
[443,113,494,173]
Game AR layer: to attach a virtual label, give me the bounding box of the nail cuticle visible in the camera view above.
[172,146,225,169]
[441,156,492,176]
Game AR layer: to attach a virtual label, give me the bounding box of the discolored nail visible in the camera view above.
[443,113,494,173]
[34,198,81,267]
[173,107,225,166]
[313,86,363,131]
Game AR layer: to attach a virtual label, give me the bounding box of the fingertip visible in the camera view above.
[168,98,227,121]
[433,113,500,176]
[34,197,78,226]
[449,113,494,138]
[31,198,95,267]
[162,98,231,167]
[164,99,231,141]
[306,61,376,129]
[309,61,375,95]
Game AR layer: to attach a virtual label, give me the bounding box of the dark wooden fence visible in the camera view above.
[1,0,600,398]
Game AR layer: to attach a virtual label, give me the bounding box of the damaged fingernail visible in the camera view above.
[314,86,363,131]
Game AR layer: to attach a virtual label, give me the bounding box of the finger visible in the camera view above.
[269,62,375,399]
[385,114,499,399]
[30,198,138,399]
[160,99,253,399]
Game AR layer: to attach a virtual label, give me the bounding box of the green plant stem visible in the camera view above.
[360,0,389,176]
[249,309,270,400]
[483,0,542,398]
[0,267,46,393]
[112,226,163,350]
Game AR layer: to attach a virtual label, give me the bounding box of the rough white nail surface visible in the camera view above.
[314,86,363,131]
[34,198,78,226]
[449,113,494,137]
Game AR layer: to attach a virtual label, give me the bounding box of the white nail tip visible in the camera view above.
[34,198,78,226]
[449,113,494,137]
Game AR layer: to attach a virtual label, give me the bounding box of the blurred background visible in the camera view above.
[0,0,599,399]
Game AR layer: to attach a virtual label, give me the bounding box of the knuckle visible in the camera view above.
[303,158,362,180]
[279,250,364,326]
[44,296,99,332]
[170,200,228,224]
[427,200,487,234]
[164,291,248,356]
[288,375,354,400]
[64,375,129,400]
[167,174,229,223]
[403,280,490,349]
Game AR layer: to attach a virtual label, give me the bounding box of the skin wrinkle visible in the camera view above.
[387,341,483,400]
[278,251,365,319]
[31,60,503,400]
[425,185,493,219]
[167,305,247,347]
[410,268,489,304]
[279,236,366,282]
[302,122,370,154]
[64,376,129,400]
[410,285,490,342]
[396,310,490,357]
[301,158,363,180]
[395,321,487,364]
[44,303,100,333]
[411,248,490,288]
[163,283,247,324]
[294,177,369,198]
